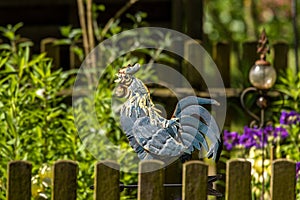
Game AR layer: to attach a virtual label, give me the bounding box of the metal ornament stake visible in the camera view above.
[240,30,283,200]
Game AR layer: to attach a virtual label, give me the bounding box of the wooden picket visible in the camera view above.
[52,160,77,200]
[94,161,120,200]
[271,159,296,200]
[138,160,164,200]
[226,159,252,200]
[7,161,32,200]
[5,159,297,200]
[182,161,207,200]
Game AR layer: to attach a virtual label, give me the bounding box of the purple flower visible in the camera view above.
[224,124,289,151]
[238,133,255,148]
[274,126,289,139]
[238,126,259,148]
[223,130,239,150]
[280,110,300,125]
[280,110,288,124]
[243,126,268,148]
[296,162,300,180]
[263,125,274,142]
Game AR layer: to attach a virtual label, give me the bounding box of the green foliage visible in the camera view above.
[276,69,300,111]
[204,0,294,43]
[0,23,33,52]
[0,4,175,198]
[54,26,84,61]
[274,69,300,197]
[0,23,95,199]
[204,0,247,42]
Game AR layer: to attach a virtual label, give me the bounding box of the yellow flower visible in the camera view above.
[31,177,44,198]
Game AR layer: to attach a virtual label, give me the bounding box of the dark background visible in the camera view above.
[0,0,174,51]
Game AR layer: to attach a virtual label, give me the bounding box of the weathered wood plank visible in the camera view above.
[213,42,232,129]
[183,39,205,91]
[213,42,231,88]
[226,159,251,200]
[138,160,164,200]
[183,0,203,40]
[273,42,289,72]
[52,160,77,200]
[40,38,60,69]
[182,160,207,200]
[7,161,32,200]
[94,160,120,200]
[242,41,258,73]
[171,0,183,32]
[41,37,72,70]
[271,159,296,200]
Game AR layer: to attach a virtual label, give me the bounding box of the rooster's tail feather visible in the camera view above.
[173,96,221,161]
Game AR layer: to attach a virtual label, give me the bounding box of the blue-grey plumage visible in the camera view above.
[115,63,222,162]
[176,105,220,139]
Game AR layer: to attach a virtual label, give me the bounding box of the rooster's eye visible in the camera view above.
[123,75,132,85]
[123,74,128,79]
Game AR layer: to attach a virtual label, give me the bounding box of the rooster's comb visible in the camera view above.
[119,63,140,75]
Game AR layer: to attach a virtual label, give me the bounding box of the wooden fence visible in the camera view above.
[40,38,289,92]
[6,159,296,200]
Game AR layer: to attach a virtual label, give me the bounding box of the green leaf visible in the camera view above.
[33,64,44,78]
[12,22,23,32]
[0,143,14,160]
[29,72,44,86]
[18,47,29,78]
[46,110,62,121]
[4,111,17,137]
[18,41,34,48]
[3,31,14,40]
[60,25,72,37]
[53,38,71,46]
[0,56,9,68]
[97,4,105,11]
[69,29,82,39]
[71,46,84,61]
[0,44,11,50]
[28,53,46,67]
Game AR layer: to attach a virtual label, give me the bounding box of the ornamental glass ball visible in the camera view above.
[249,64,277,90]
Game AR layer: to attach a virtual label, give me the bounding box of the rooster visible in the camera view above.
[114,63,222,163]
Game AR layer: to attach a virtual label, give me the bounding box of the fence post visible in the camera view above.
[213,42,232,129]
[40,37,71,70]
[40,38,60,69]
[52,160,77,200]
[213,42,231,88]
[7,161,32,200]
[273,42,289,72]
[182,160,207,200]
[242,41,258,73]
[226,159,251,200]
[271,159,296,200]
[183,39,205,91]
[183,0,203,40]
[171,0,183,32]
[138,160,164,200]
[94,160,120,200]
